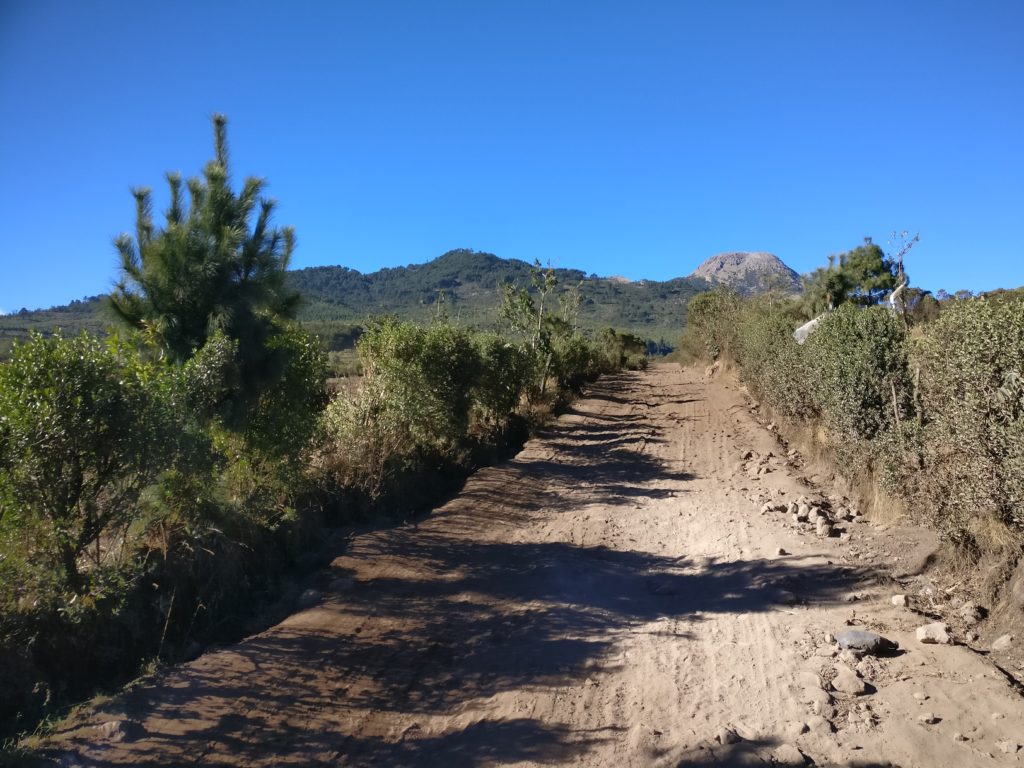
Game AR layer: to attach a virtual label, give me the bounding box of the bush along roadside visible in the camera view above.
[0,312,643,742]
[678,289,1024,565]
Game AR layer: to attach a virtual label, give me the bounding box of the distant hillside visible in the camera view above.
[689,252,801,295]
[291,249,702,347]
[1,250,708,355]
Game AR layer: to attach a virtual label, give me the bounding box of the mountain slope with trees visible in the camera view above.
[2,250,717,355]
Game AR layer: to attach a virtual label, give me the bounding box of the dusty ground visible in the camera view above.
[39,364,1024,767]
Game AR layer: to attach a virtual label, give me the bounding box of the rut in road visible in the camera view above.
[42,365,1024,767]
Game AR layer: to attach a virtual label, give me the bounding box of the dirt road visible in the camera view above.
[43,365,1024,767]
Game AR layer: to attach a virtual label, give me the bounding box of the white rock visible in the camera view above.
[991,634,1014,651]
[891,594,908,607]
[97,720,125,742]
[918,712,939,725]
[916,622,952,644]
[996,740,1021,754]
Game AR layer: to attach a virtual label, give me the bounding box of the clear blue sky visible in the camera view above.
[1,1,1021,312]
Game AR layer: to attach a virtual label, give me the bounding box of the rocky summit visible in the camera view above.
[689,251,801,295]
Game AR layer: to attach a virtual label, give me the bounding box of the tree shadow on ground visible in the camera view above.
[39,373,875,767]
[42,534,870,766]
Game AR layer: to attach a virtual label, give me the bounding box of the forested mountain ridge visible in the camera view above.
[1,249,733,354]
[292,249,705,347]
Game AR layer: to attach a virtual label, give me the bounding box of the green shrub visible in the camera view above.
[733,302,816,422]
[472,334,532,429]
[0,333,179,593]
[805,305,912,444]
[912,297,1024,540]
[680,290,740,361]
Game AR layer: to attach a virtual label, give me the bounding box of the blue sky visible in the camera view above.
[1,1,1021,312]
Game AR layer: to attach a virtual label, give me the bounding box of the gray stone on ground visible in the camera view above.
[991,634,1014,651]
[831,665,867,695]
[996,740,1021,754]
[816,518,833,537]
[836,629,898,655]
[916,622,952,644]
[298,588,321,608]
[918,712,939,724]
[891,594,908,607]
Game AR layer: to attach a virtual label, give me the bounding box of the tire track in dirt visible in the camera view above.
[38,364,1024,767]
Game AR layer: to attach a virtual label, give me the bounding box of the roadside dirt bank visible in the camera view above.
[36,364,1024,767]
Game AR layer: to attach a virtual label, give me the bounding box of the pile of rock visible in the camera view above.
[757,494,863,539]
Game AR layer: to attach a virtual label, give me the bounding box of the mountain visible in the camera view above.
[291,250,700,348]
[689,252,801,295]
[1,249,802,357]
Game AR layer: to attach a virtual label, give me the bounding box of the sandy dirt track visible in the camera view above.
[43,365,1024,767]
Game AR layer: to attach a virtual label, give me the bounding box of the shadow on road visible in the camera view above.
[41,372,876,767]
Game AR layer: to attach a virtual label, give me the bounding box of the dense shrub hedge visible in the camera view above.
[680,290,1024,552]
[0,313,642,740]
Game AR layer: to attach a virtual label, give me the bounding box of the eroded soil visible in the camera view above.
[40,365,1024,767]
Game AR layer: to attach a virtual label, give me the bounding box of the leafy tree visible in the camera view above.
[801,238,900,317]
[0,333,178,592]
[108,115,300,400]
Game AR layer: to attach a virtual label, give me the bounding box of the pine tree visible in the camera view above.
[109,114,299,367]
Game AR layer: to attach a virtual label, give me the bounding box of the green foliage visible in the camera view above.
[679,289,741,361]
[108,115,299,416]
[473,334,533,428]
[596,328,649,372]
[801,238,899,317]
[732,300,816,422]
[911,297,1024,540]
[243,325,328,460]
[805,305,912,444]
[681,285,1024,552]
[0,333,178,592]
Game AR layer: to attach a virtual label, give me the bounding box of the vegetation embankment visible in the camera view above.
[678,238,1024,576]
[0,116,647,746]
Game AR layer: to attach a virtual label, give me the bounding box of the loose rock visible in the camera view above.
[816,518,833,537]
[891,594,908,607]
[97,720,126,742]
[831,665,868,695]
[996,741,1021,754]
[918,712,939,725]
[836,629,898,655]
[298,588,321,608]
[916,622,952,644]
[991,634,1014,651]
